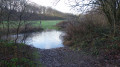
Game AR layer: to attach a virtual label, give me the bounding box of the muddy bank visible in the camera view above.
[37,47,117,67]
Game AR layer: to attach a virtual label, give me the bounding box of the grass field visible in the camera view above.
[0,20,63,30]
[32,20,63,29]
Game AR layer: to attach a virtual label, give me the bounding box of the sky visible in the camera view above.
[29,0,76,14]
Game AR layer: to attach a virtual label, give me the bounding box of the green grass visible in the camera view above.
[0,20,63,30]
[32,20,63,29]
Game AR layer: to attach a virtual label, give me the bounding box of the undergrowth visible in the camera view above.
[0,40,42,67]
[62,19,120,66]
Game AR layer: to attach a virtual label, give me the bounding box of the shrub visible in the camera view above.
[0,41,42,67]
[62,13,120,57]
[56,21,69,29]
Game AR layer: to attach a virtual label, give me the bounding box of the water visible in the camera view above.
[12,30,64,49]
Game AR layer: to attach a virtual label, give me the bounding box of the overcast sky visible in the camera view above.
[29,0,76,14]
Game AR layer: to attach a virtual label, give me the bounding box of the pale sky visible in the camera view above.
[29,0,76,14]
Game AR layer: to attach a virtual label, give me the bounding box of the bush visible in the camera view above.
[0,41,42,67]
[56,21,69,29]
[63,13,120,56]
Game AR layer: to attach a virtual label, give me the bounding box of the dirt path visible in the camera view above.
[37,47,106,67]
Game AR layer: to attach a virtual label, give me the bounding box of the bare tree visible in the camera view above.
[15,0,28,44]
[0,0,5,33]
[96,0,120,35]
[57,0,120,36]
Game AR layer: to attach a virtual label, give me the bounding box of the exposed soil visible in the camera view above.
[37,47,119,67]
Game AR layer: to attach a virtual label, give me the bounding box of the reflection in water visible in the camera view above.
[15,30,64,49]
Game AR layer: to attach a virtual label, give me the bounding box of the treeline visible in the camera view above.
[0,0,77,41]
[0,0,75,21]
